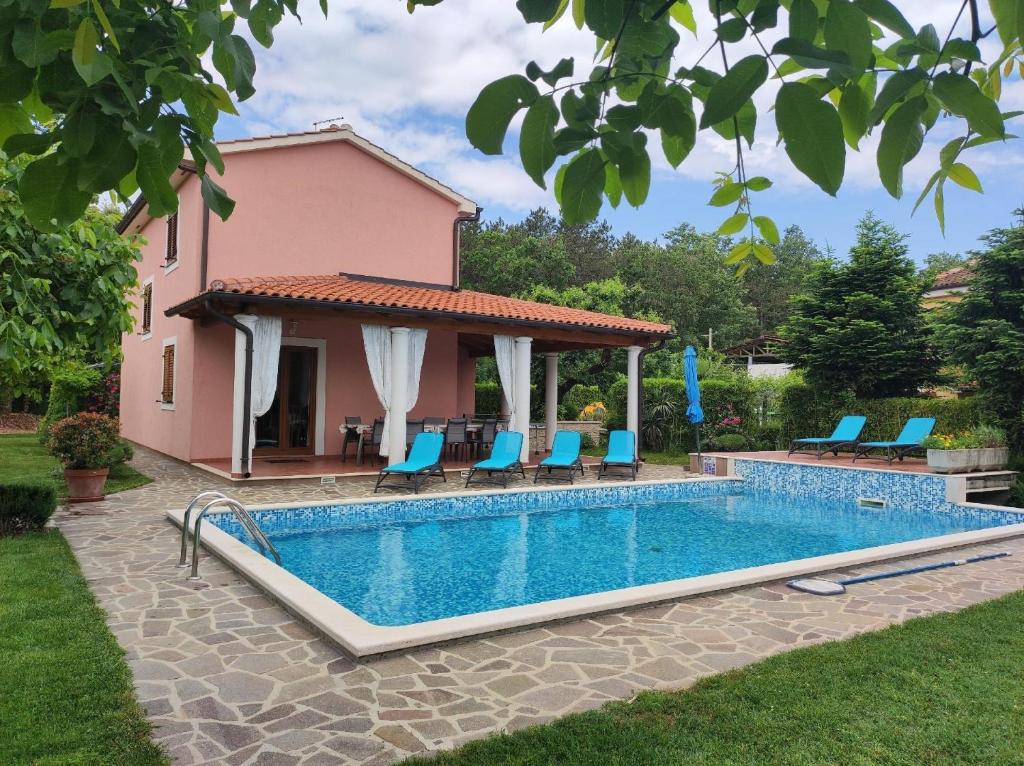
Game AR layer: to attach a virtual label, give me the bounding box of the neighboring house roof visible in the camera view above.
[930,265,973,291]
[166,274,673,338]
[722,335,785,358]
[116,125,477,234]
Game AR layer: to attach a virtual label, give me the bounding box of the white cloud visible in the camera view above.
[229,0,1024,213]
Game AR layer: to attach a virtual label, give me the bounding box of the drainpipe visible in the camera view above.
[636,337,672,461]
[451,206,482,290]
[203,298,253,477]
[199,202,210,291]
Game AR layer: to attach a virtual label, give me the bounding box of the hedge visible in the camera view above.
[778,384,986,443]
[0,481,58,534]
[474,383,542,421]
[560,384,603,420]
[39,361,102,440]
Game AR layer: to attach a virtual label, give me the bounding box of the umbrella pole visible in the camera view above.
[695,424,701,466]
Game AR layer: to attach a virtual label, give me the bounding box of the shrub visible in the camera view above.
[47,413,121,469]
[709,433,748,452]
[975,425,1007,449]
[1007,479,1024,509]
[579,432,596,450]
[39,361,102,440]
[108,439,134,465]
[475,382,501,417]
[749,420,784,451]
[0,481,58,534]
[560,384,603,420]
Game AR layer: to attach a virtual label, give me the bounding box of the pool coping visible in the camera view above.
[165,478,1024,658]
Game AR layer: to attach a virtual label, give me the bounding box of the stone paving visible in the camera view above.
[54,445,1024,765]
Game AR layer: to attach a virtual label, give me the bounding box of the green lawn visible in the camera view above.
[0,433,151,496]
[0,530,166,765]
[583,447,692,466]
[407,591,1024,766]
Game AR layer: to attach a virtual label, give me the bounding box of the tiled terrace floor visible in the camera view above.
[708,449,937,473]
[55,445,1024,765]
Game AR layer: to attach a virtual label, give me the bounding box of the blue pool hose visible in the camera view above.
[789,551,1011,595]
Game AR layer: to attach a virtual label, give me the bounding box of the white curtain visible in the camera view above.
[362,325,428,456]
[237,314,282,466]
[494,335,516,420]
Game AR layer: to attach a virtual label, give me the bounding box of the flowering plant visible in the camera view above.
[578,401,607,421]
[921,427,1005,450]
[47,413,121,469]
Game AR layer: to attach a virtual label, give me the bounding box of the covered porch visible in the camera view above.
[167,273,673,480]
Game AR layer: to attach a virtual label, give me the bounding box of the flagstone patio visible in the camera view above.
[54,445,1024,765]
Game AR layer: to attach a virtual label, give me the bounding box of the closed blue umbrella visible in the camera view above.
[683,346,705,460]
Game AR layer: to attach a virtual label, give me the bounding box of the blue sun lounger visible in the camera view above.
[534,430,584,484]
[374,431,446,493]
[598,430,640,480]
[853,417,936,464]
[788,415,866,459]
[464,431,525,488]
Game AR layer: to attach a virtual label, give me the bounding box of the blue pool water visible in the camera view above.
[214,490,1021,626]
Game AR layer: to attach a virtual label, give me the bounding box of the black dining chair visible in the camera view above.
[363,417,384,464]
[444,418,471,461]
[406,419,425,448]
[424,416,445,426]
[477,418,498,459]
[341,416,362,462]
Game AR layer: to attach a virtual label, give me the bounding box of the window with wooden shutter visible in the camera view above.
[141,282,153,334]
[165,213,178,264]
[161,344,175,404]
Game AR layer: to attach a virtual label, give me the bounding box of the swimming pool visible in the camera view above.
[170,477,1024,656]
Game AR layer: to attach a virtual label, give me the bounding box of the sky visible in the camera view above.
[215,0,1024,264]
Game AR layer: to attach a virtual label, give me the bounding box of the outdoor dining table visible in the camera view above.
[339,421,498,465]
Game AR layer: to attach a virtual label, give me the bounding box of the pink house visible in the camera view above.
[118,126,672,479]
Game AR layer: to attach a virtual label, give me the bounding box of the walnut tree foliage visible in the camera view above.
[0,0,1020,265]
[430,0,1023,272]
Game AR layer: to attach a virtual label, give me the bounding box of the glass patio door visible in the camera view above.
[254,346,317,454]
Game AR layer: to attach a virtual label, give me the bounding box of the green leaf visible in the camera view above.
[708,182,744,207]
[3,132,56,158]
[519,95,559,188]
[12,21,60,67]
[525,57,574,87]
[62,109,97,157]
[988,0,1023,48]
[0,106,32,149]
[838,81,870,149]
[213,35,257,101]
[745,176,772,191]
[560,148,606,224]
[600,131,649,207]
[91,0,119,51]
[72,18,111,86]
[775,82,845,196]
[604,161,622,207]
[752,241,777,265]
[661,131,692,168]
[699,55,767,129]
[669,1,696,35]
[932,72,1005,139]
[867,68,926,125]
[934,179,945,233]
[77,125,136,192]
[542,0,569,29]
[824,0,872,70]
[466,75,538,155]
[583,0,624,39]
[716,17,747,42]
[947,162,983,192]
[207,83,239,115]
[716,212,748,235]
[771,38,853,73]
[912,168,942,215]
[877,96,925,198]
[853,0,914,38]
[135,143,178,217]
[517,0,562,23]
[19,154,93,232]
[753,216,780,244]
[572,0,585,29]
[788,0,818,40]
[606,105,643,132]
[201,173,236,219]
[0,60,34,102]
[725,240,753,265]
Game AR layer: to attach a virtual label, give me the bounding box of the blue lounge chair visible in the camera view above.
[853,417,936,464]
[464,431,525,488]
[788,415,867,459]
[534,431,584,484]
[373,432,445,493]
[598,430,640,480]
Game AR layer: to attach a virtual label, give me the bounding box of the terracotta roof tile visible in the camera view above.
[187,274,672,336]
[932,266,973,289]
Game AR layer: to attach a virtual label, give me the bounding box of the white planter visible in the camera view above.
[927,448,1008,474]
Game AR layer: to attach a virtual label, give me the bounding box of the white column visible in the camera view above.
[626,345,642,436]
[231,327,247,475]
[388,327,411,466]
[514,336,532,462]
[544,352,558,451]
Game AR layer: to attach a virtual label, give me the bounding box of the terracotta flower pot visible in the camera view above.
[64,467,109,503]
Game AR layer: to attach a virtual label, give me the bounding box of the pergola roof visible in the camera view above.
[167,273,673,349]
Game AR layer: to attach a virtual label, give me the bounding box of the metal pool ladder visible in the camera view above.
[178,491,281,581]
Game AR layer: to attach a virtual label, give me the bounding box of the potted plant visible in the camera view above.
[923,427,1008,474]
[47,413,121,502]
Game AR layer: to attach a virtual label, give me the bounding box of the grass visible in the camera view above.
[0,433,151,496]
[0,530,167,765]
[407,591,1024,766]
[582,446,692,466]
